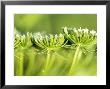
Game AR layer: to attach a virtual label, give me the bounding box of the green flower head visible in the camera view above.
[63,27,97,53]
[14,32,32,49]
[32,32,65,51]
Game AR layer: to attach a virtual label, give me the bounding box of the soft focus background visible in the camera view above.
[14,14,97,33]
[14,14,97,76]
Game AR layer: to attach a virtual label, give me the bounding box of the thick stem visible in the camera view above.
[68,45,80,75]
[43,50,51,75]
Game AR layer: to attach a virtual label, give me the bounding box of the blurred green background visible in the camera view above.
[14,14,97,33]
[14,14,97,76]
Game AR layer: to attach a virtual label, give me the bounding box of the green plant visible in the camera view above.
[14,27,97,76]
[32,33,66,75]
[63,27,97,75]
[14,32,32,76]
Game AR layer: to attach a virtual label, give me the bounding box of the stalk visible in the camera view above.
[17,52,24,76]
[43,50,51,75]
[25,51,35,76]
[48,52,55,70]
[68,45,80,75]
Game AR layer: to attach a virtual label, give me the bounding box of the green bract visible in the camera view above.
[32,33,65,51]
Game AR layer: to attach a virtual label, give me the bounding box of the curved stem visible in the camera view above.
[68,45,80,75]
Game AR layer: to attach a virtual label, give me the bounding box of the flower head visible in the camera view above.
[32,33,65,51]
[20,32,32,48]
[63,27,97,53]
[63,27,68,34]
[14,32,32,49]
[90,30,97,36]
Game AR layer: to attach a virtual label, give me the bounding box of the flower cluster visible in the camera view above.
[14,27,97,76]
[63,27,96,45]
[14,27,97,53]
[14,32,32,49]
[32,33,65,51]
[63,27,97,54]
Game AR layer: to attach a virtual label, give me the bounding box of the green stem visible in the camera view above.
[17,52,24,76]
[68,45,80,75]
[25,52,35,76]
[43,50,51,75]
[48,52,55,70]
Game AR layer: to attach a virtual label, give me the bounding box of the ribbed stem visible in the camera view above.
[68,45,80,75]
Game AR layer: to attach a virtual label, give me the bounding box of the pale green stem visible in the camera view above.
[77,50,82,63]
[43,50,51,75]
[48,52,55,70]
[25,52,35,76]
[68,45,80,75]
[17,52,24,76]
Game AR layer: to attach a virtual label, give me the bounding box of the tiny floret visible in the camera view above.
[83,28,89,33]
[63,27,68,34]
[90,30,96,35]
[78,27,82,32]
[59,33,63,38]
[74,29,78,33]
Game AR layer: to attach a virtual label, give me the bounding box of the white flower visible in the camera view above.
[16,34,20,38]
[49,34,54,39]
[59,33,63,38]
[63,27,68,34]
[78,27,82,32]
[74,29,78,33]
[63,27,97,47]
[83,28,89,33]
[73,28,76,30]
[90,30,96,35]
[33,33,65,50]
[55,34,58,39]
[45,35,49,39]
